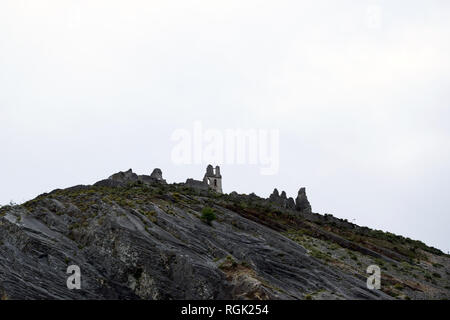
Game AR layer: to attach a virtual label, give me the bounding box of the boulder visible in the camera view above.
[150,168,164,181]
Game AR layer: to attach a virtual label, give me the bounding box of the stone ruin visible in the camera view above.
[95,166,312,214]
[203,165,223,194]
[185,164,223,194]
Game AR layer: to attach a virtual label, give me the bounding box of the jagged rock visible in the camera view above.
[248,193,259,199]
[139,168,167,184]
[269,189,296,210]
[295,187,312,213]
[101,168,167,187]
[269,188,280,202]
[109,169,139,184]
[287,197,296,210]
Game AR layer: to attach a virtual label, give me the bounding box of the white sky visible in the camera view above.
[1,0,449,253]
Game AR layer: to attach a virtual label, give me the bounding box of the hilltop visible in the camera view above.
[0,168,449,300]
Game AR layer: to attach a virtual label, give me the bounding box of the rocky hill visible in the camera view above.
[0,169,449,300]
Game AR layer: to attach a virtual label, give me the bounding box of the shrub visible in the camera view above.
[393,283,403,290]
[172,192,182,201]
[201,207,216,225]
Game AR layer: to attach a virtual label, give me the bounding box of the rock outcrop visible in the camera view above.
[95,169,167,188]
[109,169,139,184]
[295,187,312,213]
[150,168,165,183]
[268,189,299,211]
[0,169,448,300]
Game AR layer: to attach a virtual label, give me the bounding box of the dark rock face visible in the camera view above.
[1,171,447,300]
[287,197,296,210]
[269,188,280,202]
[0,181,392,300]
[295,188,312,213]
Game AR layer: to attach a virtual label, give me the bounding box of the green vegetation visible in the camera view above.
[393,283,404,290]
[310,248,332,262]
[384,288,399,298]
[172,192,182,201]
[141,210,157,223]
[348,251,358,261]
[201,207,216,225]
[424,273,433,281]
[219,255,238,270]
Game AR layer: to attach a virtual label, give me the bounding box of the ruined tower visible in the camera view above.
[203,164,223,194]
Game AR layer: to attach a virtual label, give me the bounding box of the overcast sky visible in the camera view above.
[1,0,449,253]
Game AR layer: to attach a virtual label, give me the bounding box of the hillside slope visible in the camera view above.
[0,170,448,300]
